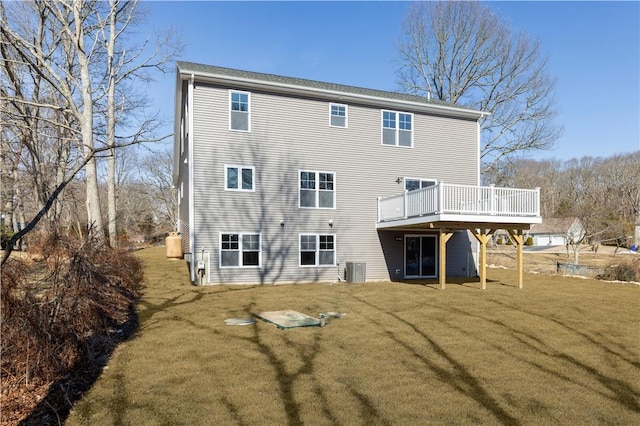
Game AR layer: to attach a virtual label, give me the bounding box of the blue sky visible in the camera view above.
[142,1,639,161]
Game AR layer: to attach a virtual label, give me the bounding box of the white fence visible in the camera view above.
[378,183,540,222]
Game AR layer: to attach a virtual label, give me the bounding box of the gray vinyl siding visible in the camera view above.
[188,82,478,284]
[446,231,477,277]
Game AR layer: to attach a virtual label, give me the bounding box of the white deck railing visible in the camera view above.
[377,183,540,222]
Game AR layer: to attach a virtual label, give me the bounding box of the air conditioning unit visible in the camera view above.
[345,262,366,283]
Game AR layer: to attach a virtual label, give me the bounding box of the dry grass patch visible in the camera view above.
[67,247,640,425]
[487,245,639,279]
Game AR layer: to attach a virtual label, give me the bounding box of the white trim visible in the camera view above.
[229,89,251,132]
[329,102,348,128]
[477,120,481,185]
[376,213,542,230]
[299,233,337,267]
[381,109,413,148]
[298,169,337,210]
[224,164,256,192]
[219,232,262,269]
[180,114,185,156]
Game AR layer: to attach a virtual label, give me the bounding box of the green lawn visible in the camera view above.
[66,247,640,425]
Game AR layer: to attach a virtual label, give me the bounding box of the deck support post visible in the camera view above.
[472,229,495,290]
[508,229,525,289]
[439,230,453,290]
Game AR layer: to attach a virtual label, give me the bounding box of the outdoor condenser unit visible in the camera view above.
[345,261,366,283]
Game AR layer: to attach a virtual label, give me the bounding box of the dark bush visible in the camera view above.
[0,234,143,424]
[1,224,15,249]
[600,258,640,282]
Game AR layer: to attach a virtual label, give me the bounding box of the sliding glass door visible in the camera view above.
[405,235,437,278]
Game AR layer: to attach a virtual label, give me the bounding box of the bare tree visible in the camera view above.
[138,148,177,232]
[397,1,562,175]
[0,0,178,262]
[1,0,105,240]
[97,0,179,247]
[499,153,640,261]
[1,0,84,245]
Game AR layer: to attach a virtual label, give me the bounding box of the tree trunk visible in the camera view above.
[106,0,118,247]
[74,0,104,240]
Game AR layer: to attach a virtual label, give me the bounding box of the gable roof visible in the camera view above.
[175,61,488,121]
[530,217,583,235]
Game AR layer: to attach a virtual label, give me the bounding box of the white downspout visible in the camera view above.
[188,74,196,283]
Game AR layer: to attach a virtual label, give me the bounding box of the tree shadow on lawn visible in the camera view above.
[394,277,517,290]
[433,300,640,417]
[19,284,263,425]
[231,301,393,426]
[480,299,640,413]
[177,299,394,426]
[350,294,523,426]
[19,307,139,426]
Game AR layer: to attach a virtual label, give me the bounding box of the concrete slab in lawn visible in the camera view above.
[255,310,322,329]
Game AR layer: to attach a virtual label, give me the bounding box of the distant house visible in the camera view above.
[173,61,541,286]
[528,218,585,246]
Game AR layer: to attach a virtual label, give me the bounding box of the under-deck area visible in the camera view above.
[377,183,542,289]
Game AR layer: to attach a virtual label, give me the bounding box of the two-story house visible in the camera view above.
[173,61,541,288]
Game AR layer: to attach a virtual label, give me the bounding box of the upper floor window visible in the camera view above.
[230,90,250,131]
[382,110,413,147]
[300,234,336,266]
[299,170,335,209]
[220,232,261,267]
[405,178,436,192]
[330,103,347,128]
[225,165,254,191]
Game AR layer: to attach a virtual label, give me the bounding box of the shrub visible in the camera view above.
[525,236,534,246]
[600,258,640,282]
[1,234,143,424]
[1,224,15,249]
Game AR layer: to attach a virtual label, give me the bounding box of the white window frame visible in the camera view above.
[299,234,336,267]
[298,170,336,209]
[180,115,185,155]
[224,165,255,192]
[219,232,261,268]
[229,90,251,132]
[329,103,348,128]
[381,109,413,148]
[404,177,437,192]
